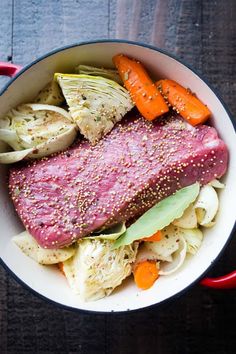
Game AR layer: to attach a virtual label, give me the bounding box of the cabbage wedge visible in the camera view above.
[62,238,138,301]
[55,73,134,144]
[75,64,123,85]
[0,103,77,163]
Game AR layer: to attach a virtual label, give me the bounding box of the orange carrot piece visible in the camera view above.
[133,260,159,290]
[58,262,65,276]
[142,230,163,242]
[113,54,169,121]
[156,79,211,126]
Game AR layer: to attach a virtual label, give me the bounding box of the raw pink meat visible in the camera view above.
[9,114,228,248]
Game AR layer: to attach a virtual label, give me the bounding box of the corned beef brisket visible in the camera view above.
[9,114,228,248]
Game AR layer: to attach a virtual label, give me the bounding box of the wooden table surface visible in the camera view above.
[0,1,236,353]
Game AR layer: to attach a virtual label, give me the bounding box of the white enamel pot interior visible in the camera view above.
[0,40,236,313]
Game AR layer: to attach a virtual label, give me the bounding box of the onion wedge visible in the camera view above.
[159,236,187,275]
[13,231,75,265]
[0,103,77,163]
[172,204,198,229]
[194,185,219,226]
[0,148,34,164]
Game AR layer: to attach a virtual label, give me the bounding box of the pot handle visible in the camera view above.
[200,270,236,289]
[0,62,22,77]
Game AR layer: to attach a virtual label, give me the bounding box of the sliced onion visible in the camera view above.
[0,124,77,163]
[134,224,181,265]
[13,230,39,262]
[180,228,203,255]
[0,103,77,163]
[208,179,225,189]
[144,227,180,261]
[0,140,8,153]
[26,125,77,159]
[174,184,220,228]
[27,103,72,121]
[134,244,173,266]
[194,185,219,226]
[172,204,198,229]
[0,148,33,164]
[13,230,75,264]
[202,221,216,228]
[159,236,187,275]
[0,129,21,150]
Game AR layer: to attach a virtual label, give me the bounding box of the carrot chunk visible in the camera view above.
[133,260,159,290]
[142,230,163,242]
[156,79,211,126]
[58,262,65,276]
[113,54,169,121]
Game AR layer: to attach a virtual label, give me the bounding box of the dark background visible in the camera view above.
[0,1,236,353]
